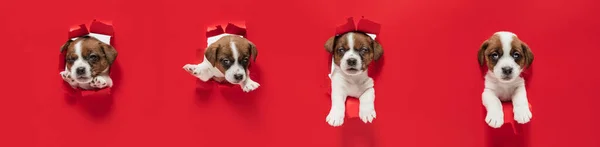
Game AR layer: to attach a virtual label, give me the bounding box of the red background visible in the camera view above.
[1,0,599,147]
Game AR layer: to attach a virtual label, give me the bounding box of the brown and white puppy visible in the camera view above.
[478,31,534,128]
[60,35,117,89]
[183,34,259,92]
[324,32,383,127]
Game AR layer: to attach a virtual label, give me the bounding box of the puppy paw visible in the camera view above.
[514,106,532,124]
[485,111,504,128]
[326,108,345,127]
[90,76,108,89]
[60,71,75,82]
[359,104,376,123]
[242,80,260,92]
[183,64,212,81]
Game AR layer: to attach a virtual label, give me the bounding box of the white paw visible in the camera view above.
[326,108,345,127]
[183,64,211,81]
[514,106,532,124]
[60,71,74,82]
[485,110,504,128]
[359,104,376,123]
[90,76,108,89]
[242,80,260,92]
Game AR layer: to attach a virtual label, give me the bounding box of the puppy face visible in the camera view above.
[60,36,117,83]
[478,32,534,82]
[325,32,383,76]
[205,35,257,84]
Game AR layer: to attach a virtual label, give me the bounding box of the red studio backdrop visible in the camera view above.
[0,0,599,147]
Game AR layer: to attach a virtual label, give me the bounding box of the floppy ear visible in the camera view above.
[204,43,220,66]
[100,42,118,65]
[373,41,383,61]
[324,36,336,53]
[522,42,534,68]
[478,40,489,67]
[60,40,73,53]
[248,41,258,62]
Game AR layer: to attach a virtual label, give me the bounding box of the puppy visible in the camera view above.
[60,35,117,90]
[478,31,534,128]
[324,32,383,127]
[183,34,260,92]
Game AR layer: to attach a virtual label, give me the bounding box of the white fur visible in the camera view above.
[326,32,377,127]
[482,31,532,128]
[61,36,114,90]
[183,34,260,92]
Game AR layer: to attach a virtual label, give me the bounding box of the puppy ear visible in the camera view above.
[478,40,489,67]
[373,41,383,61]
[60,40,73,53]
[204,43,220,66]
[100,42,118,65]
[522,42,534,68]
[249,41,258,62]
[324,36,336,53]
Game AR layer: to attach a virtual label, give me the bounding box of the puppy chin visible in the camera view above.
[341,67,363,76]
[73,75,92,83]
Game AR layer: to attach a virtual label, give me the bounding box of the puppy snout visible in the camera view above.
[76,67,86,75]
[347,58,357,66]
[234,74,244,81]
[501,67,513,75]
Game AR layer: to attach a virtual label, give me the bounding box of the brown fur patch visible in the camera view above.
[62,36,116,77]
[204,35,256,74]
[510,36,534,69]
[324,32,383,70]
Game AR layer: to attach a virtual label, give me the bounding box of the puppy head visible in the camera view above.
[60,36,118,83]
[478,31,533,82]
[204,35,257,84]
[325,32,383,76]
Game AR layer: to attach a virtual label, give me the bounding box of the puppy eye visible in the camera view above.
[67,58,76,63]
[490,52,499,60]
[89,54,98,61]
[512,52,520,59]
[360,48,368,54]
[337,48,345,53]
[221,59,231,65]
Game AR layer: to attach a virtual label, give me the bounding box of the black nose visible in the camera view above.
[76,67,86,75]
[502,67,513,75]
[234,74,244,81]
[347,58,357,66]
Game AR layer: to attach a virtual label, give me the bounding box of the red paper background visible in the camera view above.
[1,0,599,147]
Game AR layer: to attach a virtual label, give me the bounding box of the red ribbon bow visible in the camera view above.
[335,17,382,42]
[206,23,247,38]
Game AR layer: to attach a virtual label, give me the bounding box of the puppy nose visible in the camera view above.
[347,58,357,66]
[502,67,513,75]
[234,74,244,81]
[76,67,85,75]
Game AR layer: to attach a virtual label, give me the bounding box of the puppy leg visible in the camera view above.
[512,86,532,124]
[60,71,78,88]
[483,89,504,128]
[359,88,376,123]
[241,77,260,92]
[183,64,213,81]
[90,75,112,89]
[326,82,346,127]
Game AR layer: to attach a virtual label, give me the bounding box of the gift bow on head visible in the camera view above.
[68,19,114,40]
[206,23,247,38]
[335,17,381,41]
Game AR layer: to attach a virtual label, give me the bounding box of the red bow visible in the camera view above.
[335,17,381,42]
[206,23,247,38]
